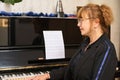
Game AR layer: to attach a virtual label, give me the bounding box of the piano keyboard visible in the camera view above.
[0,71,49,80]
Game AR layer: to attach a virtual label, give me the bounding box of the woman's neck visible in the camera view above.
[89,31,103,45]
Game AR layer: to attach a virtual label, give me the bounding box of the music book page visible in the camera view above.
[43,30,65,60]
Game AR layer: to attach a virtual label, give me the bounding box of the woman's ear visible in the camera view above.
[93,18,100,28]
[95,18,100,24]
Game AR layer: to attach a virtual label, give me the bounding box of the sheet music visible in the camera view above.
[43,30,65,60]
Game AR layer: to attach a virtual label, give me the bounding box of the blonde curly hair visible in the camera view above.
[77,3,113,34]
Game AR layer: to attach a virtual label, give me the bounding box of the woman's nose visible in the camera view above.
[77,22,81,27]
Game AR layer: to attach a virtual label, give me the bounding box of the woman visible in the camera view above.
[29,3,118,80]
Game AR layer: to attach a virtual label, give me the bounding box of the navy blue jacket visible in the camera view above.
[50,34,118,80]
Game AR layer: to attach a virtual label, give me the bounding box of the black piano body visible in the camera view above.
[0,17,82,79]
[0,16,82,65]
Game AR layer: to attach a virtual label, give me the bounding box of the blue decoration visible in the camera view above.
[0,10,76,18]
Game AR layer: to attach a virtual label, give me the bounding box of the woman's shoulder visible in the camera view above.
[101,34,115,48]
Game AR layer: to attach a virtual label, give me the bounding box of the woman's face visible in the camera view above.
[77,15,92,36]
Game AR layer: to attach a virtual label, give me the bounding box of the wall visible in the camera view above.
[0,0,89,14]
[0,0,120,59]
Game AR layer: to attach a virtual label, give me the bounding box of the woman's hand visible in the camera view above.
[27,73,50,80]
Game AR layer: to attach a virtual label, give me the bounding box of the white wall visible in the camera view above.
[0,0,120,59]
[0,0,90,14]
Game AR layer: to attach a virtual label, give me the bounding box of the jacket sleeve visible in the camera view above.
[49,48,82,80]
[49,66,67,80]
[92,44,118,80]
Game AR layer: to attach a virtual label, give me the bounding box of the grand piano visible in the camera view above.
[0,16,83,79]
